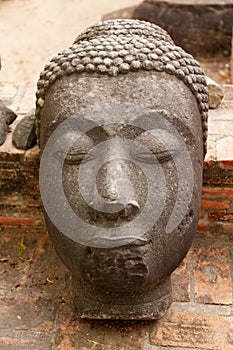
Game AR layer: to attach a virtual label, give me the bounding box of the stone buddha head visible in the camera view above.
[36,19,208,319]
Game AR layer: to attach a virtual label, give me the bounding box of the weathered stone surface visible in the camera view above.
[12,109,37,150]
[0,100,17,146]
[206,76,224,109]
[133,1,233,57]
[37,19,206,320]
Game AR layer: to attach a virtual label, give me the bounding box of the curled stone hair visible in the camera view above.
[36,19,208,154]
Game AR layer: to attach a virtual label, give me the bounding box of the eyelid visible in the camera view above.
[65,151,95,164]
[132,150,175,164]
[156,151,174,163]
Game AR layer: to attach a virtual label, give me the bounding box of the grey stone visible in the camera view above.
[133,1,233,57]
[12,109,37,150]
[37,19,207,320]
[0,100,17,146]
[206,76,224,109]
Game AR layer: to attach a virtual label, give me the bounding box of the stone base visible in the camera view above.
[72,276,172,320]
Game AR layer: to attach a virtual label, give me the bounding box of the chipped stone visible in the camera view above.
[12,109,37,150]
[206,76,224,109]
[0,100,17,146]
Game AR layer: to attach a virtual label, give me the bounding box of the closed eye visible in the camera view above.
[64,152,95,164]
[132,150,174,164]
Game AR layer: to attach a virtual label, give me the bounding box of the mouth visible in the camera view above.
[83,233,149,248]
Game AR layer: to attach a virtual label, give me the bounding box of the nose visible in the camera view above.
[88,160,140,222]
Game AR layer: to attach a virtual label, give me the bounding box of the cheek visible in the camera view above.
[153,148,202,228]
[158,161,179,225]
[62,164,90,222]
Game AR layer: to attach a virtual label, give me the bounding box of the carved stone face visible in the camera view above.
[40,70,203,318]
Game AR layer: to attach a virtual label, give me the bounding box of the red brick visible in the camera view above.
[0,151,24,162]
[2,195,19,201]
[0,216,34,226]
[22,194,40,202]
[193,247,232,305]
[199,210,205,220]
[209,223,233,235]
[150,310,233,349]
[197,223,209,233]
[33,219,43,226]
[0,169,17,179]
[218,160,233,169]
[201,199,230,209]
[220,224,233,234]
[21,182,40,192]
[202,187,233,197]
[35,182,40,191]
[171,253,190,302]
[203,160,213,170]
[209,212,233,222]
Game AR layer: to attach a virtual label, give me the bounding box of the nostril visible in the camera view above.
[88,200,125,222]
[125,200,140,221]
[102,201,125,214]
[88,201,124,214]
[87,200,140,222]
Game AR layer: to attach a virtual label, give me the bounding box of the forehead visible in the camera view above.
[40,70,202,147]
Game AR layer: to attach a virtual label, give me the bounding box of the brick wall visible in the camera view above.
[0,82,233,235]
[198,162,233,235]
[0,147,44,229]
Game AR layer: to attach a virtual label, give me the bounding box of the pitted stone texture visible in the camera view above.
[35,19,208,155]
[133,1,233,57]
[12,109,37,150]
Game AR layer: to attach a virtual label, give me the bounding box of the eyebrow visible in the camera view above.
[133,112,196,146]
[57,109,196,149]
